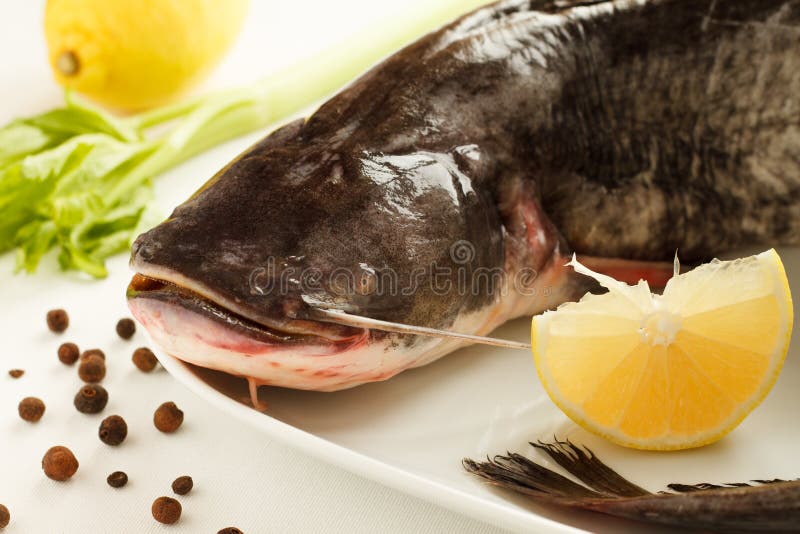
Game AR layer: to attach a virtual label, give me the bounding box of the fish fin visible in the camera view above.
[530,439,650,497]
[462,451,603,501]
[463,440,649,501]
[575,255,680,288]
[464,440,800,531]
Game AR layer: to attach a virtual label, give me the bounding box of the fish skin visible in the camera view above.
[590,484,800,532]
[538,0,800,261]
[128,0,800,390]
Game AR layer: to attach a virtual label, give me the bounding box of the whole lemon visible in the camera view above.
[44,0,249,111]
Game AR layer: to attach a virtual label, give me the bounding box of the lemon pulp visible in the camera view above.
[533,249,793,450]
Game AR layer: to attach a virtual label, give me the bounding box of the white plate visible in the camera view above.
[156,247,800,534]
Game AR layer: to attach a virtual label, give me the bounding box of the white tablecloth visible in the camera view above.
[0,1,505,532]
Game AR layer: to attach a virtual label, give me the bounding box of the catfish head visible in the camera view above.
[127,119,573,392]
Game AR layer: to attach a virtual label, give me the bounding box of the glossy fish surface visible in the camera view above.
[128,0,800,392]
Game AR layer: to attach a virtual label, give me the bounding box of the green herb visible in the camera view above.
[0,0,487,277]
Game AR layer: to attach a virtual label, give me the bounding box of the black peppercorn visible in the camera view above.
[99,415,128,445]
[58,342,80,365]
[18,397,45,422]
[116,318,136,339]
[46,309,69,333]
[151,496,181,524]
[8,369,24,378]
[171,475,193,495]
[132,347,158,372]
[218,528,244,534]
[78,354,106,383]
[154,402,183,433]
[74,384,108,414]
[42,445,79,481]
[107,471,128,488]
[0,504,8,528]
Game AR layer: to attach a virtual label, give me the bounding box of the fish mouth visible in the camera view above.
[126,271,368,351]
[126,270,448,392]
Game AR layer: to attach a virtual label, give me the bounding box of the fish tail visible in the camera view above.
[464,440,800,531]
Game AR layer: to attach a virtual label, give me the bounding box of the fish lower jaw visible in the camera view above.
[128,295,449,392]
[127,266,549,393]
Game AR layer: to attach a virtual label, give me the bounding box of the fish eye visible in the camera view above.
[356,270,377,296]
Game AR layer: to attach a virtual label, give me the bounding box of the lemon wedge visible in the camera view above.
[533,249,793,450]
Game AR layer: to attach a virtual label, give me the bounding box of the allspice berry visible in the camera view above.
[0,504,9,528]
[18,397,46,422]
[80,348,106,361]
[132,347,158,372]
[78,354,106,383]
[154,402,183,433]
[171,475,193,495]
[8,369,24,378]
[107,471,128,488]
[46,309,69,333]
[58,342,80,365]
[99,415,128,446]
[151,496,181,524]
[42,446,79,481]
[218,528,244,534]
[74,384,109,414]
[116,318,136,339]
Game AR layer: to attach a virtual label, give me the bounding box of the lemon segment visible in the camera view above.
[533,249,793,450]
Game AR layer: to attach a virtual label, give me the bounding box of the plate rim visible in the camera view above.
[158,352,585,533]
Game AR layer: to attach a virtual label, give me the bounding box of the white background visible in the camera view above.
[5,2,800,534]
[0,1,506,532]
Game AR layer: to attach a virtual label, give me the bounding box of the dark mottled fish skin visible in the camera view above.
[129,0,799,387]
[537,0,800,261]
[464,441,800,531]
